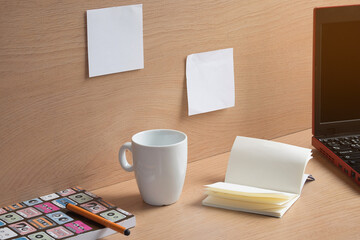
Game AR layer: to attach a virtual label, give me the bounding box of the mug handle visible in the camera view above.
[119,142,134,172]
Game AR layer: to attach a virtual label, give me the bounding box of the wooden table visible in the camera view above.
[94,129,360,239]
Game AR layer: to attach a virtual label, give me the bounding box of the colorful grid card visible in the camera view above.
[0,187,135,239]
[34,203,60,214]
[28,217,55,230]
[80,201,107,214]
[16,208,42,219]
[23,199,43,207]
[4,203,26,212]
[57,190,76,197]
[40,194,59,202]
[27,231,54,240]
[9,222,37,235]
[0,227,18,239]
[0,213,24,224]
[68,194,93,204]
[46,227,74,239]
[100,210,126,222]
[46,212,73,225]
[51,199,76,209]
[64,221,91,234]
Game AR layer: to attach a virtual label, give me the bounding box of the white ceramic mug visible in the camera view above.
[119,129,187,206]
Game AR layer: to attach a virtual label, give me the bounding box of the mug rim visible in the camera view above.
[132,129,187,148]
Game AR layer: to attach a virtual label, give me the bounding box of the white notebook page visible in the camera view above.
[225,136,312,194]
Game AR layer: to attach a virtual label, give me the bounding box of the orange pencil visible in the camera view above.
[65,203,130,236]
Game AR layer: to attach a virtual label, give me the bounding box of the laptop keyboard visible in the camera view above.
[319,136,360,172]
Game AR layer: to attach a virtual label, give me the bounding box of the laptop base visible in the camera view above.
[312,136,360,186]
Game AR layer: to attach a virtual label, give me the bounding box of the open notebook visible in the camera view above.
[0,187,135,240]
[202,136,313,218]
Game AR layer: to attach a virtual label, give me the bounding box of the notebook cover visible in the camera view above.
[0,187,135,240]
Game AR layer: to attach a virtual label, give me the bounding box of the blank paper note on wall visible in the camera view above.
[87,4,144,77]
[186,48,235,116]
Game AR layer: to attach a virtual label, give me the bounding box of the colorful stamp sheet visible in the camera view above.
[0,187,134,239]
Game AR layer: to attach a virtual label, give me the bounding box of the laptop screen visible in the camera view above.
[314,5,360,136]
[320,21,360,123]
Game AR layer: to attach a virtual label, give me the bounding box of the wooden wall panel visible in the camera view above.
[0,0,358,204]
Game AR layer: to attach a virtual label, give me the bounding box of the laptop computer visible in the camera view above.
[312,5,360,186]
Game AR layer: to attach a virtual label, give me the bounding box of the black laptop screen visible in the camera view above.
[320,20,360,123]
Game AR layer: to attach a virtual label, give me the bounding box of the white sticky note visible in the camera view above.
[186,48,235,116]
[87,4,144,77]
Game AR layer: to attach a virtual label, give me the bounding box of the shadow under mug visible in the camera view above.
[119,129,187,206]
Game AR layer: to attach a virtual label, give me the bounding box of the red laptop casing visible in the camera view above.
[311,5,360,186]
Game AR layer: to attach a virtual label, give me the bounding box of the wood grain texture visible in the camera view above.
[1,0,359,204]
[96,129,360,240]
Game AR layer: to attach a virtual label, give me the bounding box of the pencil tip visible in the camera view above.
[124,229,131,236]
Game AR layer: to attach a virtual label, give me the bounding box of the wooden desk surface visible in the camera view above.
[94,129,360,239]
